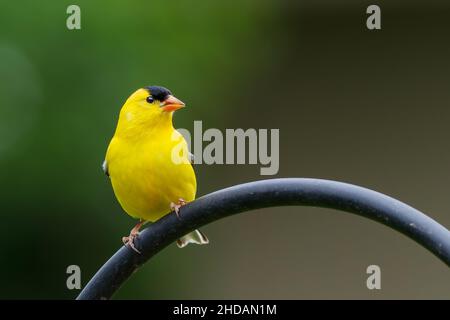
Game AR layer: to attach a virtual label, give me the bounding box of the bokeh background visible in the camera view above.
[0,0,449,299]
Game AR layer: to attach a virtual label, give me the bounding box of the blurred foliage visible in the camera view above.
[1,1,450,299]
[0,0,280,299]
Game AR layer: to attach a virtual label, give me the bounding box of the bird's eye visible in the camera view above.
[146,96,154,103]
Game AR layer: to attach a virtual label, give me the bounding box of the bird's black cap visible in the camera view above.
[145,86,172,101]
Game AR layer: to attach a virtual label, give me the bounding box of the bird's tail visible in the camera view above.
[176,229,209,248]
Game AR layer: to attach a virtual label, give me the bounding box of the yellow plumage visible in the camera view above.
[104,87,208,251]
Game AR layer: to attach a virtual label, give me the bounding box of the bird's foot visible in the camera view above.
[122,233,141,254]
[170,198,188,220]
[122,220,144,254]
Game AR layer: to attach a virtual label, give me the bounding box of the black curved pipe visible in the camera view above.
[77,178,450,300]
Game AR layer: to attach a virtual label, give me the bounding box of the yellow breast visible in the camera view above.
[106,128,196,222]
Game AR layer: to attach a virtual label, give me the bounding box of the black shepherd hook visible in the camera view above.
[77,178,450,300]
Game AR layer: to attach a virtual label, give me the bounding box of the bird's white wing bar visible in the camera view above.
[102,159,109,177]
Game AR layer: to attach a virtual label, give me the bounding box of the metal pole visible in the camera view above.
[77,178,450,300]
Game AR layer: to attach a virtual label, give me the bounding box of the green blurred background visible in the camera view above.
[0,0,449,299]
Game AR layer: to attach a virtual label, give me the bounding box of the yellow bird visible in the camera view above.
[103,86,209,253]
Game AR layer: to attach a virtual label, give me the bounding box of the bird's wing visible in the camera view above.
[102,159,109,177]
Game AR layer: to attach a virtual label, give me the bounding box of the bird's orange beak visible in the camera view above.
[161,95,185,112]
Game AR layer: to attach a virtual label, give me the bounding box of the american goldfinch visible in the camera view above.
[103,86,209,253]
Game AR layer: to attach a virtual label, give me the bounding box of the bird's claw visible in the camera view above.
[122,233,141,254]
[170,198,187,220]
[122,220,144,254]
[170,202,182,219]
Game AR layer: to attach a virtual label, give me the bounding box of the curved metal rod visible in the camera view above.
[77,178,450,300]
